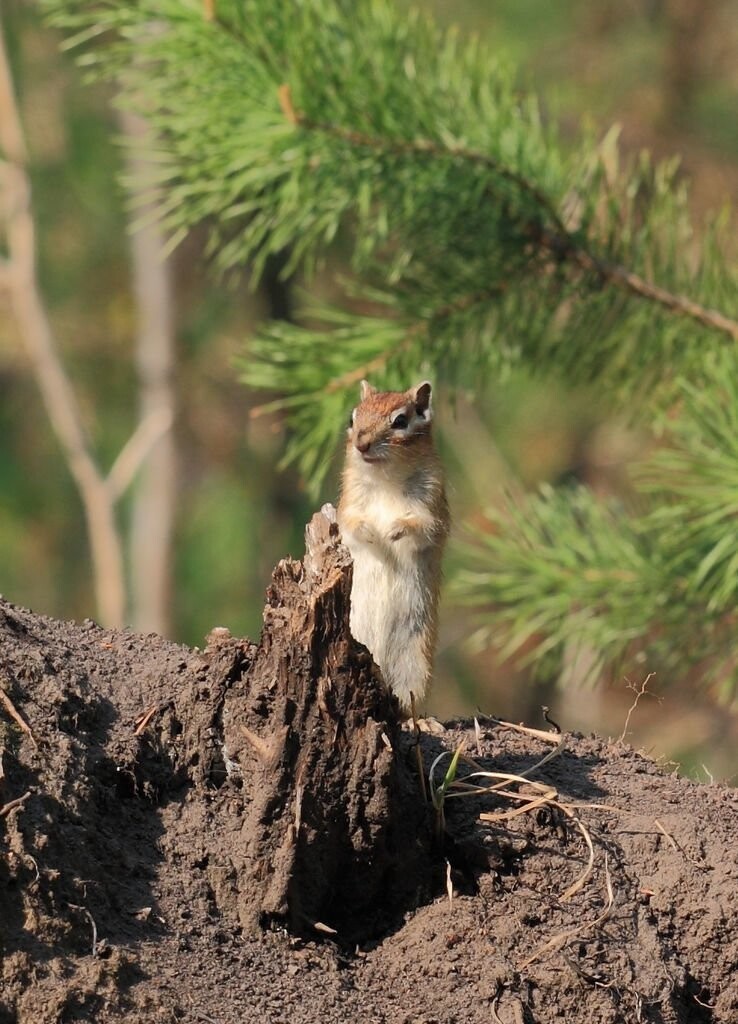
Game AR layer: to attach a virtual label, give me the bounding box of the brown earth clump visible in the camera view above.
[1,507,736,1024]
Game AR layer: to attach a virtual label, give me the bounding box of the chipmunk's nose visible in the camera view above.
[355,434,371,454]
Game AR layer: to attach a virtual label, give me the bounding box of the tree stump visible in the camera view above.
[0,505,439,955]
[219,504,435,940]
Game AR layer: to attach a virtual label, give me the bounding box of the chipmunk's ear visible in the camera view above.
[411,381,433,419]
[359,379,376,401]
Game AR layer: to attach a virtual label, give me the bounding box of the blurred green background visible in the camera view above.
[2,0,737,777]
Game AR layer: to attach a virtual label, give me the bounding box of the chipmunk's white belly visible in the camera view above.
[349,544,423,642]
[346,520,434,708]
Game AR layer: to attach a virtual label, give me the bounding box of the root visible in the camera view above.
[0,681,37,746]
[519,854,615,970]
[0,790,31,818]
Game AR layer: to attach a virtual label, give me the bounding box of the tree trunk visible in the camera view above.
[120,109,177,638]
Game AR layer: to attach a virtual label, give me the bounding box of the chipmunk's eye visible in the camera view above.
[348,409,356,429]
[390,413,409,430]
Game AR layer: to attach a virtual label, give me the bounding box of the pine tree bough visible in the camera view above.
[278,80,738,346]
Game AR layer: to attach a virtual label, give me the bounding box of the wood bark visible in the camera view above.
[217,504,435,939]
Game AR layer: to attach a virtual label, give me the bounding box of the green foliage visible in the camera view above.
[43,0,738,700]
[44,0,735,475]
[455,353,738,700]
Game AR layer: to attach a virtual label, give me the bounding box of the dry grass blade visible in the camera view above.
[654,817,705,867]
[441,768,556,802]
[518,734,566,774]
[428,721,621,978]
[654,817,678,851]
[133,704,159,736]
[69,903,98,956]
[490,993,504,1024]
[479,792,557,821]
[473,716,483,757]
[556,809,595,901]
[431,723,601,927]
[459,738,565,784]
[471,770,594,902]
[567,801,623,813]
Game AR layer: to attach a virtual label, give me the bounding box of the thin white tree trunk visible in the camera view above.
[120,110,177,636]
[0,14,127,627]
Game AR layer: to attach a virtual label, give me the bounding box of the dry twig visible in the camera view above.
[0,684,37,746]
[133,704,160,736]
[0,790,31,818]
[480,714,565,745]
[619,673,657,744]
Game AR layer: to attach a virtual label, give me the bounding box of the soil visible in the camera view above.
[1,520,737,1023]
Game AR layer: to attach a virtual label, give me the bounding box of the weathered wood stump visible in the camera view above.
[217,504,435,939]
[0,505,438,955]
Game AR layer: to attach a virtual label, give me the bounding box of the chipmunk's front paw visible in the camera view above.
[388,519,411,542]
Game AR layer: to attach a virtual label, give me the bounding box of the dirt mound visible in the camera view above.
[1,523,737,1023]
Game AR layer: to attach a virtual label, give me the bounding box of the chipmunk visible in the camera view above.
[337,379,450,713]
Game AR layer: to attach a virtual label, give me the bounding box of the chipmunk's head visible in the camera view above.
[347,380,434,464]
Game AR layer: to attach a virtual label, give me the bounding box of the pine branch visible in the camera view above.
[39,0,738,699]
[280,83,738,343]
[42,0,733,460]
[453,352,738,703]
[568,246,738,343]
[277,83,569,237]
[453,480,738,700]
